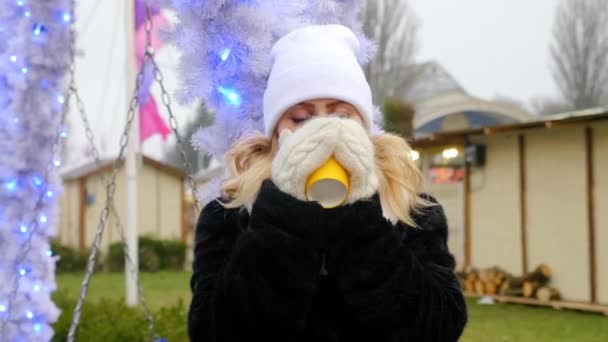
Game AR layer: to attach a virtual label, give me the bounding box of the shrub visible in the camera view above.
[51,240,96,273]
[105,242,125,272]
[382,98,415,138]
[51,291,188,342]
[139,236,161,272]
[159,240,187,270]
[106,237,187,272]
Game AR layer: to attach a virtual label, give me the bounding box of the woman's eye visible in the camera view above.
[291,117,309,124]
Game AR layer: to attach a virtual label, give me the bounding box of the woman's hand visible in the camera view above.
[271,117,378,205]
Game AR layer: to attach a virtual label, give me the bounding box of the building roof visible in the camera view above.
[412,107,608,148]
[407,62,532,134]
[60,154,185,181]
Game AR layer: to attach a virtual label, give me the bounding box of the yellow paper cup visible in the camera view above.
[306,156,350,208]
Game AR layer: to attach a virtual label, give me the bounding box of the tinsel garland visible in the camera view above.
[156,0,377,205]
[0,0,73,340]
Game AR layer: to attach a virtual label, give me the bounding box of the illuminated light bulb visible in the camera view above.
[46,250,53,256]
[217,86,241,106]
[32,176,42,186]
[33,24,44,36]
[24,11,30,17]
[442,148,459,159]
[20,224,28,233]
[21,67,28,74]
[17,1,24,6]
[410,150,420,161]
[0,305,6,312]
[53,159,61,167]
[62,12,71,23]
[26,311,33,319]
[220,48,231,61]
[19,268,27,276]
[5,180,17,191]
[57,95,65,104]
[10,55,17,62]
[39,214,47,223]
[33,323,42,332]
[46,190,54,198]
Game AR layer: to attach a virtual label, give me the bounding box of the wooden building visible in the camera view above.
[412,108,608,306]
[58,155,186,254]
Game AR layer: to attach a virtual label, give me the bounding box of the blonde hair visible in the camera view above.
[222,131,429,226]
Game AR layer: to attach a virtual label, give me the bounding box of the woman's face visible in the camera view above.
[275,98,363,137]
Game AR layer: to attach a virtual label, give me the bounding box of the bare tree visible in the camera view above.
[551,0,608,110]
[530,97,573,116]
[361,0,423,104]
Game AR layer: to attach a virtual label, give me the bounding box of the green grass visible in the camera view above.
[461,298,608,341]
[56,272,608,341]
[56,271,191,311]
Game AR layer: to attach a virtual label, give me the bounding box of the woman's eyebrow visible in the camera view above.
[296,101,317,109]
[326,100,348,108]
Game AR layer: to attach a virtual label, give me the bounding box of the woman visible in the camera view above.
[188,25,467,342]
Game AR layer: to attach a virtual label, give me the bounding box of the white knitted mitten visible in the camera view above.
[271,117,378,204]
[332,118,378,203]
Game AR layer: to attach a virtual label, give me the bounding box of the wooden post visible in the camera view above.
[585,126,597,303]
[78,178,87,254]
[463,141,472,267]
[180,179,187,244]
[518,134,529,274]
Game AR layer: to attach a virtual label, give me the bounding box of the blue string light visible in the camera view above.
[3,1,74,338]
[5,180,18,192]
[217,86,241,106]
[33,24,44,36]
[220,48,231,61]
[32,175,42,187]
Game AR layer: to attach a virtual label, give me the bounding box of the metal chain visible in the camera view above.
[144,4,202,213]
[70,56,159,342]
[0,2,75,340]
[67,21,151,342]
[67,1,201,340]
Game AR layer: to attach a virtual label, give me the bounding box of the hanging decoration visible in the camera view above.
[0,0,73,340]
[160,0,375,158]
[135,0,171,143]
[157,0,376,205]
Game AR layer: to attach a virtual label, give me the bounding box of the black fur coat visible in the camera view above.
[187,179,467,341]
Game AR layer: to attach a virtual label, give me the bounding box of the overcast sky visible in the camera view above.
[67,0,561,167]
[410,0,559,102]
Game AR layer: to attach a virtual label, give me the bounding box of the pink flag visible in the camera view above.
[140,96,171,141]
[135,0,171,143]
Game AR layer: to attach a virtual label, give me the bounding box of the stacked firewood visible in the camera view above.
[456,264,561,301]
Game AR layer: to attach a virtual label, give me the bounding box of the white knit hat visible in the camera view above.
[263,24,373,137]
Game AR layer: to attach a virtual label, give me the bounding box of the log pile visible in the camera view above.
[457,264,561,301]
